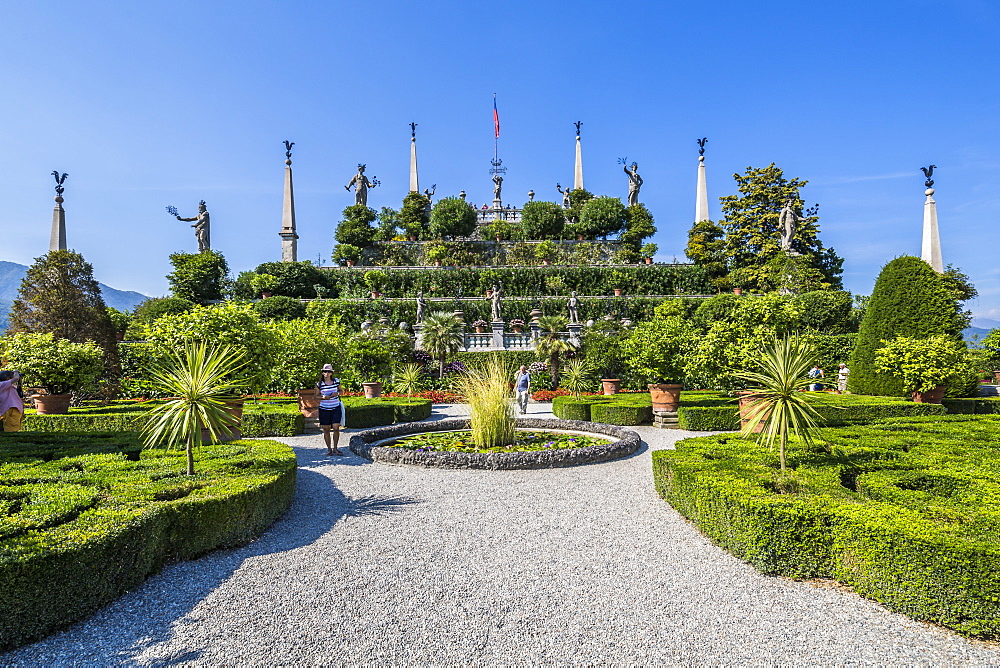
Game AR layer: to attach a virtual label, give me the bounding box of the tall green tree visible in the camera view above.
[621,203,656,250]
[420,311,464,379]
[166,250,230,304]
[373,206,400,241]
[685,219,728,288]
[429,197,478,239]
[399,192,431,240]
[702,164,843,291]
[577,196,627,240]
[520,201,566,239]
[564,188,594,229]
[8,250,118,363]
[848,256,969,396]
[335,205,377,247]
[535,315,578,389]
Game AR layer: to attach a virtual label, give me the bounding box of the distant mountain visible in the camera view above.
[973,317,1000,331]
[0,260,149,331]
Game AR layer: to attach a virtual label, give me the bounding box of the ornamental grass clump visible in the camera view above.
[454,354,516,448]
[734,335,825,471]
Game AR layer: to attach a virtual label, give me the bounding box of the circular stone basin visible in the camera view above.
[349,417,641,470]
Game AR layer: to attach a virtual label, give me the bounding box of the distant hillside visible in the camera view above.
[0,260,149,331]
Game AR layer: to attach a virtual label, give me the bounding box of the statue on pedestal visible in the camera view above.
[490,283,503,322]
[567,291,580,324]
[415,292,427,324]
[492,174,503,203]
[624,162,643,206]
[345,164,378,207]
[174,200,211,252]
[556,184,571,208]
[778,199,802,251]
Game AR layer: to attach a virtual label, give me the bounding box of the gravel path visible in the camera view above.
[6,403,1000,665]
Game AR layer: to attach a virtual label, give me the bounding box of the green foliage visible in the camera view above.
[621,314,697,383]
[685,219,727,283]
[874,334,970,393]
[363,269,389,293]
[653,415,1000,638]
[565,188,594,225]
[0,333,103,395]
[735,336,825,470]
[429,197,478,239]
[577,196,627,239]
[259,318,347,392]
[520,201,566,239]
[676,405,740,431]
[981,328,1000,371]
[232,261,326,299]
[345,331,408,384]
[581,321,637,387]
[7,250,118,364]
[131,297,196,325]
[561,357,594,399]
[791,290,854,333]
[335,205,377,247]
[590,401,652,426]
[373,206,400,241]
[455,355,516,448]
[552,396,602,421]
[105,307,130,339]
[393,363,425,397]
[849,256,967,396]
[399,192,431,240]
[141,342,248,475]
[332,243,362,265]
[535,316,577,389]
[166,250,230,304]
[640,243,658,259]
[621,203,656,250]
[420,311,464,378]
[248,273,278,296]
[254,295,306,321]
[534,240,559,263]
[0,436,295,650]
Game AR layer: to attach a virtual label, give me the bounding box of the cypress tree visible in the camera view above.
[847,256,963,396]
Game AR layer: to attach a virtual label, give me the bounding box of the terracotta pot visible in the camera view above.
[435,260,442,266]
[346,260,355,267]
[362,381,384,399]
[577,235,584,241]
[542,259,550,266]
[205,396,244,441]
[475,327,485,334]
[737,390,769,433]
[297,388,320,419]
[513,326,523,333]
[648,383,681,412]
[733,288,743,295]
[261,291,273,299]
[33,393,72,415]
[409,235,417,241]
[994,371,1000,383]
[644,257,652,265]
[601,379,622,395]
[613,289,623,297]
[911,385,946,404]
[370,291,382,299]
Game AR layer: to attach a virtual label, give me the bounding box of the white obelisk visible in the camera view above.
[409,123,419,192]
[695,155,709,223]
[921,186,943,273]
[574,131,584,190]
[279,143,298,262]
[49,173,67,252]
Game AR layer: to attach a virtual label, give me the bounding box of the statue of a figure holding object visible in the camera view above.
[175,200,211,252]
[345,164,378,207]
[492,174,503,203]
[567,291,580,324]
[778,199,803,252]
[490,283,503,322]
[624,162,643,206]
[415,292,427,323]
[556,183,571,208]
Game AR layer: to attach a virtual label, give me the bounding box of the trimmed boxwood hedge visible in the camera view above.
[0,435,296,650]
[941,397,1000,414]
[652,415,1000,638]
[591,402,653,426]
[552,396,611,421]
[677,405,739,431]
[340,397,433,428]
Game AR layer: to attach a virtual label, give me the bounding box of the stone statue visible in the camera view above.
[176,200,211,252]
[423,184,436,204]
[556,184,571,208]
[345,164,378,207]
[624,162,643,206]
[492,174,503,203]
[567,291,580,324]
[778,199,802,251]
[415,292,427,323]
[697,137,708,156]
[490,283,503,322]
[921,165,937,188]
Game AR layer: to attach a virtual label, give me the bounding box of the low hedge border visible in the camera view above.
[350,417,640,470]
[0,437,297,650]
[591,402,653,426]
[552,394,652,425]
[652,415,1000,639]
[942,397,1000,414]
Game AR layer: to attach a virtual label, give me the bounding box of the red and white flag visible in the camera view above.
[493,95,500,138]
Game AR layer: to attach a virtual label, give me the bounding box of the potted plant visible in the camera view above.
[509,318,525,333]
[472,319,489,334]
[640,243,658,265]
[874,334,968,404]
[0,333,103,414]
[249,273,278,299]
[426,244,449,267]
[620,315,695,412]
[608,269,629,297]
[362,380,384,398]
[363,269,388,298]
[333,243,362,267]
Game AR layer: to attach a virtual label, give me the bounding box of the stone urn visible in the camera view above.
[733,288,743,295]
[297,388,320,419]
[601,379,622,395]
[33,393,72,415]
[644,257,652,265]
[362,382,384,399]
[911,385,946,404]
[648,383,681,412]
[613,288,623,297]
[529,308,544,321]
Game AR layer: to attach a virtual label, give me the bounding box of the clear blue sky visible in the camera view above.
[1,0,998,322]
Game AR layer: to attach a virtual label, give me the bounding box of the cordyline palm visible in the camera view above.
[141,341,249,475]
[733,335,824,471]
[535,315,578,390]
[561,357,593,399]
[393,362,425,398]
[421,310,464,379]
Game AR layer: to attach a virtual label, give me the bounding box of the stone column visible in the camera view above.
[409,135,419,193]
[412,323,424,350]
[491,320,505,350]
[695,155,709,223]
[279,156,298,262]
[921,187,943,273]
[49,194,66,252]
[574,135,584,190]
[529,319,541,341]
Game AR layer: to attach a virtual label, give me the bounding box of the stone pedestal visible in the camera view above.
[653,410,680,429]
[567,322,582,347]
[50,196,66,252]
[413,323,424,350]
[529,320,541,341]
[491,320,505,349]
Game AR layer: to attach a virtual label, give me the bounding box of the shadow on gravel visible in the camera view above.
[4,452,421,666]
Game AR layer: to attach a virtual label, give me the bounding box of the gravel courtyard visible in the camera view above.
[6,404,1000,665]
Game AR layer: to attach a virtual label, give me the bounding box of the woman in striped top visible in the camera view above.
[316,363,344,456]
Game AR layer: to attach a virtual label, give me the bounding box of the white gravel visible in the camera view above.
[6,403,1000,665]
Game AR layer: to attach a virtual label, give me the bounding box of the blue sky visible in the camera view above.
[1,0,998,322]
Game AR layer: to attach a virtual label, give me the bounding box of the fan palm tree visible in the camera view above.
[535,315,578,390]
[420,310,465,379]
[734,335,825,471]
[141,341,248,475]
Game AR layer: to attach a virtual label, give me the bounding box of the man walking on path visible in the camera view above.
[514,365,531,414]
[837,363,850,394]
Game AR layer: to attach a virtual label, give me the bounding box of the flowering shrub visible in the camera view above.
[441,361,467,376]
[527,361,548,374]
[531,388,571,402]
[509,319,525,328]
[472,319,489,328]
